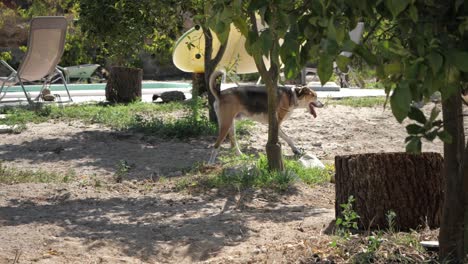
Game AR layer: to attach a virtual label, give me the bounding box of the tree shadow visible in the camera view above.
[0,193,331,262]
[0,129,215,180]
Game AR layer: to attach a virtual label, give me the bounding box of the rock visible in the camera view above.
[298,153,325,169]
[153,91,186,103]
[41,88,55,101]
[0,124,17,134]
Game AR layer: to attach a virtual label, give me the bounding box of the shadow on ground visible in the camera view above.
[0,192,331,262]
[0,128,218,180]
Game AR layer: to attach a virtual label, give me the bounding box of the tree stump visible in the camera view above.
[335,152,444,231]
[105,66,142,103]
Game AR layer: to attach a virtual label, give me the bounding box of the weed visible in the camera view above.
[132,114,216,139]
[114,160,131,183]
[386,210,397,233]
[336,195,360,239]
[0,162,75,184]
[235,119,255,137]
[187,154,331,192]
[328,96,386,108]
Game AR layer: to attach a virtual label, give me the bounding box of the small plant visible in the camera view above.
[328,97,386,108]
[0,162,75,184]
[366,231,383,253]
[386,210,397,233]
[335,195,360,239]
[114,160,131,183]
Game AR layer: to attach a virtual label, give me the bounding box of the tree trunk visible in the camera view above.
[192,72,205,98]
[202,27,227,124]
[105,66,142,103]
[265,73,283,171]
[439,94,465,262]
[335,152,444,231]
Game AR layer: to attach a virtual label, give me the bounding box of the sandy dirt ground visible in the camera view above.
[0,103,443,263]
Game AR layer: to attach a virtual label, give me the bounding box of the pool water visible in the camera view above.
[4,82,191,93]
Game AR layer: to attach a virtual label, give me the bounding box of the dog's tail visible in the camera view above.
[209,70,223,101]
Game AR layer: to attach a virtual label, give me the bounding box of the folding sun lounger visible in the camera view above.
[0,16,72,105]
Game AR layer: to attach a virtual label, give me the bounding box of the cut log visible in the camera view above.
[105,66,142,103]
[335,152,444,231]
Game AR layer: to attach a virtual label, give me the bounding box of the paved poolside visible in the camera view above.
[0,82,386,105]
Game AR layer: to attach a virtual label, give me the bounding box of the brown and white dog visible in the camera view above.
[208,71,323,163]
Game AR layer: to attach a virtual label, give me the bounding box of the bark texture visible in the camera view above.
[439,94,465,262]
[335,152,444,231]
[105,66,142,103]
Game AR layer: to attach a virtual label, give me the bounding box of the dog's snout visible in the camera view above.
[313,101,324,108]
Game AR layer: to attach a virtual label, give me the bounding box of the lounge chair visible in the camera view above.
[0,16,71,105]
[301,22,365,88]
[57,64,101,83]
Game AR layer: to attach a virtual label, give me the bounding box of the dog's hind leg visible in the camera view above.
[279,128,302,155]
[228,123,242,156]
[208,115,236,164]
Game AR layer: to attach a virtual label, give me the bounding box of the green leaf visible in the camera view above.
[429,106,440,122]
[318,53,334,85]
[259,29,273,56]
[447,50,468,72]
[335,55,351,72]
[327,19,337,41]
[438,131,453,144]
[356,45,378,65]
[408,106,427,124]
[233,17,248,36]
[385,0,410,18]
[406,124,425,134]
[408,5,418,22]
[384,62,401,75]
[427,52,443,75]
[424,130,438,141]
[406,137,422,153]
[390,82,412,122]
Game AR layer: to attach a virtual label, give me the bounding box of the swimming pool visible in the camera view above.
[4,82,191,93]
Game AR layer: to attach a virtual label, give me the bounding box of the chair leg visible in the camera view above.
[0,78,13,101]
[17,77,33,105]
[56,69,72,102]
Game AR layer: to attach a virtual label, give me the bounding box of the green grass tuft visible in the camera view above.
[180,154,333,192]
[0,162,76,184]
[328,96,386,108]
[0,101,218,138]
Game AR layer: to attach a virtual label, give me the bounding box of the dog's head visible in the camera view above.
[294,87,323,118]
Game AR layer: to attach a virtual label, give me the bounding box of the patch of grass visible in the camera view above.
[235,119,255,137]
[181,154,332,192]
[132,114,217,139]
[0,101,218,138]
[328,96,386,108]
[0,162,75,184]
[0,101,186,126]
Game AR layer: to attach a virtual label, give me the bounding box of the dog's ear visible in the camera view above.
[295,87,303,97]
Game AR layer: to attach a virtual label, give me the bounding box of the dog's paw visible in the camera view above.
[293,148,305,157]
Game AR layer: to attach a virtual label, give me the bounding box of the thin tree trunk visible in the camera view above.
[248,12,283,171]
[265,76,283,171]
[202,27,228,124]
[439,93,465,262]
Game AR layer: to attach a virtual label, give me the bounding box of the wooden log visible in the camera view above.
[105,66,142,103]
[335,152,444,231]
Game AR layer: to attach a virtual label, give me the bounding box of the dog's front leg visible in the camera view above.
[279,128,302,155]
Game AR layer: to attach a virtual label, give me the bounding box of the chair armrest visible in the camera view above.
[0,60,16,74]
